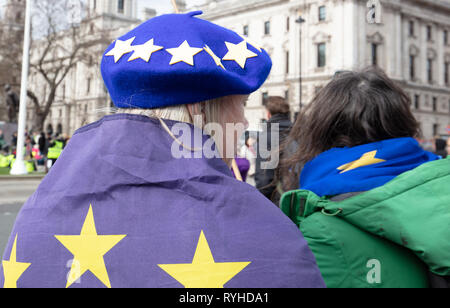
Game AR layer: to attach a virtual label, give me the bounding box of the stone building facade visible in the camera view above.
[3,0,449,139]
[193,0,450,137]
[0,0,25,122]
[24,0,143,135]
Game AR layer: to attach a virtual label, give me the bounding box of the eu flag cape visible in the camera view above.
[1,114,324,288]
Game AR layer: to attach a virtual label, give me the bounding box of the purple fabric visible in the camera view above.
[1,114,324,288]
[232,157,250,182]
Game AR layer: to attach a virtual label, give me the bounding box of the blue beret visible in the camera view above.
[101,11,272,109]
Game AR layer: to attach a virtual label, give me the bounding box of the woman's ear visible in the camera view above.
[186,103,206,127]
[186,104,195,119]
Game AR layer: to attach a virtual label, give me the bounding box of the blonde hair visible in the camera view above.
[117,96,227,129]
[116,96,236,153]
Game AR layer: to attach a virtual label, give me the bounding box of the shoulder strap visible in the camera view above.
[280,190,329,228]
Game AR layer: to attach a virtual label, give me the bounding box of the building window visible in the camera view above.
[409,55,415,80]
[371,43,378,66]
[262,92,269,106]
[444,30,448,45]
[427,58,433,83]
[317,43,326,68]
[414,94,420,110]
[445,62,449,85]
[318,6,326,22]
[286,51,289,74]
[118,0,125,14]
[286,17,290,32]
[432,97,437,112]
[433,124,439,136]
[243,25,249,36]
[285,90,289,100]
[264,21,270,35]
[427,25,432,41]
[409,20,414,37]
[87,78,91,94]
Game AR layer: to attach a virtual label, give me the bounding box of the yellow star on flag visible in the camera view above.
[204,45,226,70]
[166,40,203,66]
[128,38,163,62]
[55,205,126,288]
[2,235,31,288]
[338,150,386,174]
[105,37,136,63]
[223,41,258,69]
[158,231,250,288]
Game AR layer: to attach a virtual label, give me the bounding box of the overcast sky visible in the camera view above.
[144,0,206,15]
[0,0,207,19]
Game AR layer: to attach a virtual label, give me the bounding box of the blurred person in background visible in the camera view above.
[433,137,448,159]
[38,132,47,158]
[0,130,5,151]
[255,96,292,204]
[240,133,257,180]
[447,138,450,156]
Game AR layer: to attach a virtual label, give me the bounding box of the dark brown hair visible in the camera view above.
[266,96,290,116]
[278,67,420,191]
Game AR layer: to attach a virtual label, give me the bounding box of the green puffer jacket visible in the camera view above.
[281,157,450,288]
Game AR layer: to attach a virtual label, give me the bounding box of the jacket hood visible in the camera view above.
[282,157,450,276]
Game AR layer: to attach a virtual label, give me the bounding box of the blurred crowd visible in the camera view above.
[0,129,70,173]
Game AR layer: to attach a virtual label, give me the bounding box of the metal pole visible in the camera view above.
[10,0,32,175]
[171,0,180,13]
[295,15,305,112]
[299,28,302,111]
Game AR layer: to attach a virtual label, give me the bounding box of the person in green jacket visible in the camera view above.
[278,67,450,288]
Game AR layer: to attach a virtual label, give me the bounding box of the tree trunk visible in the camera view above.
[32,111,47,133]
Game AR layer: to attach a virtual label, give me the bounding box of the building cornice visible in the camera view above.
[198,0,289,20]
[399,0,450,25]
[412,110,450,118]
[400,81,450,95]
[407,0,450,13]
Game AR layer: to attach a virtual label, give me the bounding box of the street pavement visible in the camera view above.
[0,179,41,257]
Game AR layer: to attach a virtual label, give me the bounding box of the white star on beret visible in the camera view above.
[166,40,203,66]
[204,45,225,70]
[105,37,136,63]
[222,41,258,69]
[128,38,163,62]
[239,34,263,53]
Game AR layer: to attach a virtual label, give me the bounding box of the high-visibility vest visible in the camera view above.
[47,141,63,159]
[10,158,36,172]
[0,155,10,168]
[26,161,36,173]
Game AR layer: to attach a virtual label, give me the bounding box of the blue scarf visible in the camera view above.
[300,137,439,197]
